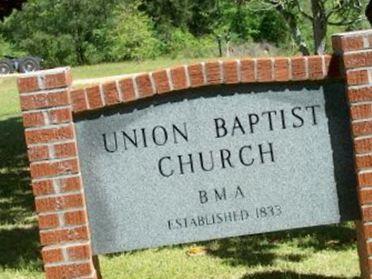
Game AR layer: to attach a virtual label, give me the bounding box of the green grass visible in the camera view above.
[71,58,206,80]
[0,57,361,279]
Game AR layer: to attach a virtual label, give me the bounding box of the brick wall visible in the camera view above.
[16,31,371,278]
[17,68,100,279]
[69,55,340,114]
[332,30,372,279]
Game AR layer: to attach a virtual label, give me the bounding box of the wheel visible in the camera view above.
[0,59,14,75]
[19,57,40,73]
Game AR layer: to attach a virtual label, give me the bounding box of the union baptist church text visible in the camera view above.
[101,105,320,177]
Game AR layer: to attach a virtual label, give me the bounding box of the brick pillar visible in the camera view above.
[332,30,372,278]
[17,68,101,279]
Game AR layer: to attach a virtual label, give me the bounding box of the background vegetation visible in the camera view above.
[0,0,370,67]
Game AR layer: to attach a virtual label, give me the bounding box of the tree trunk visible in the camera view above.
[311,0,327,55]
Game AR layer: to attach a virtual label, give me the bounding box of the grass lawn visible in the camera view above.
[0,58,361,279]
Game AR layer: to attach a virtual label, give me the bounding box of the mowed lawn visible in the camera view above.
[0,58,361,279]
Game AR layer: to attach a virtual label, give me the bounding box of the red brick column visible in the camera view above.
[332,30,372,278]
[17,68,101,279]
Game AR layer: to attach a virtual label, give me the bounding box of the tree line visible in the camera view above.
[0,0,369,67]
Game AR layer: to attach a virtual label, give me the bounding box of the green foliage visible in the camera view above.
[108,2,161,61]
[0,35,24,57]
[204,1,290,48]
[251,10,290,46]
[19,32,77,67]
[1,0,119,66]
[0,0,369,66]
[162,28,217,58]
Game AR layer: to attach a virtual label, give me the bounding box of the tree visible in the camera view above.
[249,0,365,55]
[1,0,119,65]
[108,1,161,61]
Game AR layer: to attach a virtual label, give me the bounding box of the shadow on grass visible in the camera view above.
[203,224,356,268]
[108,222,356,270]
[241,271,358,279]
[0,116,41,269]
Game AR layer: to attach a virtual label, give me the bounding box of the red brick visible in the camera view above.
[45,262,92,279]
[367,242,372,255]
[350,104,372,120]
[362,205,372,221]
[102,81,120,105]
[35,193,83,213]
[356,154,372,169]
[347,69,369,85]
[70,89,88,112]
[257,58,273,82]
[30,158,79,179]
[23,111,45,128]
[342,36,365,52]
[240,58,255,83]
[54,142,77,159]
[171,66,188,90]
[359,171,372,188]
[18,76,39,93]
[86,86,103,109]
[44,71,72,89]
[40,226,89,245]
[49,107,72,124]
[28,145,49,162]
[352,120,372,137]
[59,176,82,193]
[324,55,341,79]
[38,213,59,229]
[187,63,205,87]
[333,36,365,52]
[205,61,222,85]
[67,244,92,261]
[355,137,372,154]
[364,223,372,238]
[223,60,238,84]
[20,90,69,111]
[119,78,136,102]
[25,125,74,145]
[360,188,372,205]
[32,180,54,196]
[291,57,307,80]
[347,86,372,103]
[308,56,323,80]
[274,57,289,81]
[135,74,154,97]
[152,70,170,94]
[344,51,372,69]
[64,210,87,226]
[42,247,64,264]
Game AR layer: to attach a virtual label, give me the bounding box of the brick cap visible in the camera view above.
[71,55,341,114]
[19,67,71,78]
[332,29,372,38]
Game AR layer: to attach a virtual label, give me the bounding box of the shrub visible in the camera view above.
[0,35,24,57]
[0,0,119,66]
[108,2,161,61]
[161,28,217,58]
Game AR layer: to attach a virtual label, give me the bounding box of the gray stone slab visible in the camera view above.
[74,82,359,255]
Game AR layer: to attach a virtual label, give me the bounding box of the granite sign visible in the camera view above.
[75,82,358,255]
